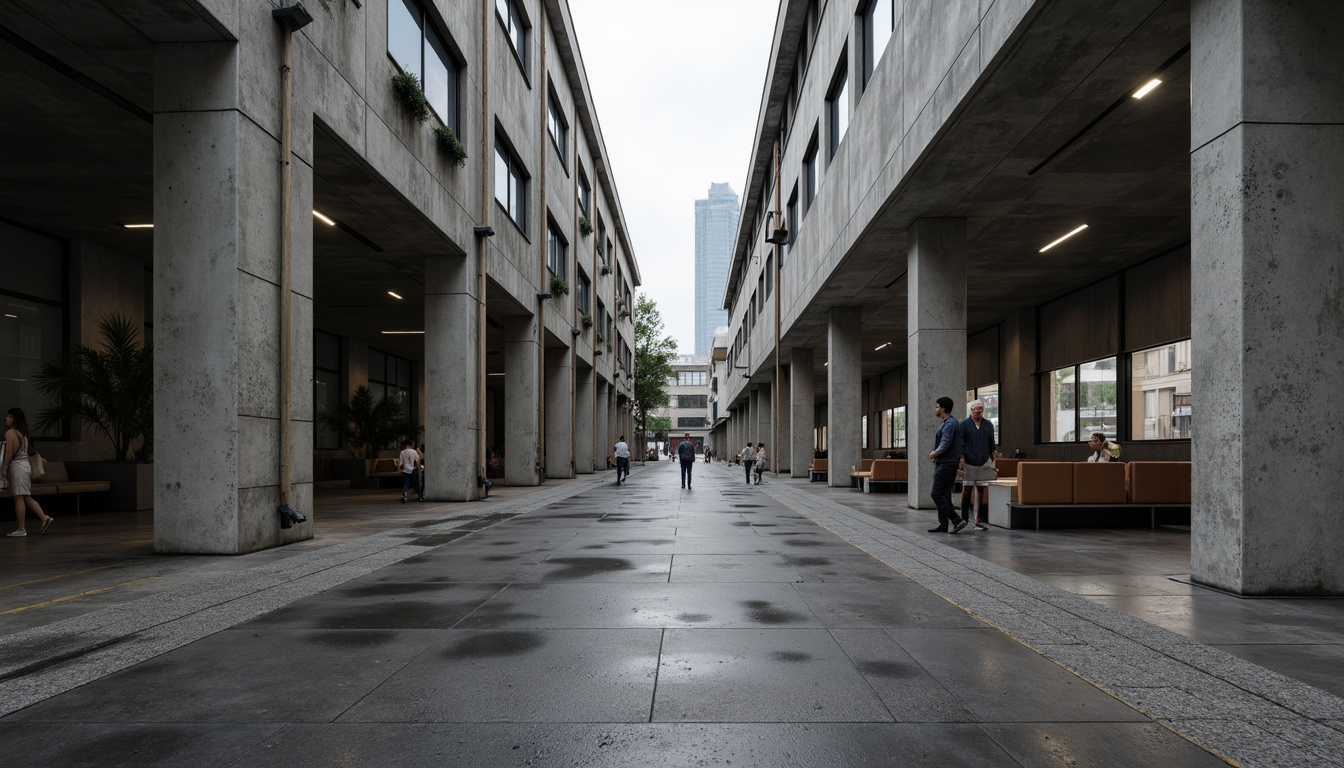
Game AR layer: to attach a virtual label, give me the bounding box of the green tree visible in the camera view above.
[633,293,676,458]
[34,314,153,461]
[319,385,418,459]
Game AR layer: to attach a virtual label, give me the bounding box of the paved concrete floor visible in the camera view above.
[0,462,1340,766]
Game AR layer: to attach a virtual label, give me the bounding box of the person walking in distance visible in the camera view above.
[753,442,767,485]
[398,438,422,503]
[927,397,967,534]
[740,442,755,485]
[4,408,54,537]
[676,434,697,489]
[958,399,996,531]
[614,435,631,485]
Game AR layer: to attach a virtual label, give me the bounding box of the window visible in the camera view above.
[494,137,528,228]
[314,330,341,449]
[785,188,798,264]
[815,425,827,452]
[678,395,708,409]
[547,89,567,164]
[596,299,607,339]
[677,371,707,386]
[577,169,591,218]
[389,0,460,130]
[827,55,850,159]
[878,406,907,449]
[0,220,65,439]
[1042,358,1117,443]
[597,217,607,260]
[577,268,591,313]
[1130,339,1191,440]
[368,348,413,425]
[495,0,527,72]
[546,220,566,278]
[678,417,707,428]
[863,0,893,87]
[764,255,773,298]
[757,274,765,311]
[965,383,1001,442]
[862,414,868,450]
[803,133,819,214]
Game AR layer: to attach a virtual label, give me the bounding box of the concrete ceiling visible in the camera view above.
[751,0,1191,400]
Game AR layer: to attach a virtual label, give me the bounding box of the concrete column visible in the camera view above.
[575,364,595,473]
[757,383,773,471]
[596,380,610,470]
[153,39,314,553]
[545,347,574,478]
[776,365,791,474]
[1191,0,1344,595]
[425,254,480,500]
[790,348,816,477]
[504,315,539,486]
[828,308,863,488]
[906,218,967,509]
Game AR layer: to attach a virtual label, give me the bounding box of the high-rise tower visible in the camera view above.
[694,182,739,355]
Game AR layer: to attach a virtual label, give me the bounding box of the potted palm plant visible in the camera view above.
[319,385,419,487]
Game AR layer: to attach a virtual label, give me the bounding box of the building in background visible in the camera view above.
[652,355,712,454]
[693,183,739,355]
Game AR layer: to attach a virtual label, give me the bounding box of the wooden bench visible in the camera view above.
[1,461,112,514]
[849,458,875,487]
[862,459,908,493]
[808,458,828,482]
[1005,461,1190,529]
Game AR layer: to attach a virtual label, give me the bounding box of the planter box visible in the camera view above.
[66,461,154,512]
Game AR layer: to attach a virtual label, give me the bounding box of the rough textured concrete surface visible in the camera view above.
[790,347,816,478]
[828,308,863,487]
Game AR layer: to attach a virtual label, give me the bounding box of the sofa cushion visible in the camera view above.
[859,458,874,472]
[810,459,828,473]
[1129,462,1190,504]
[870,459,908,482]
[995,459,1021,478]
[34,460,70,484]
[1017,462,1074,505]
[1073,462,1127,504]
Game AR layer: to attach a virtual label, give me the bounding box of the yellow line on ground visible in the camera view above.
[0,575,162,616]
[0,563,131,591]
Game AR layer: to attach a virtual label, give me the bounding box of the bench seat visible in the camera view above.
[0,462,112,513]
[862,459,908,493]
[808,459,828,482]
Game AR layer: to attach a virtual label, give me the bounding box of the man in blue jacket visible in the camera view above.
[927,397,967,533]
[676,434,697,489]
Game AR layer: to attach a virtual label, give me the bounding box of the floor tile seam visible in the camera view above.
[762,481,1344,764]
[0,474,611,650]
[220,723,294,768]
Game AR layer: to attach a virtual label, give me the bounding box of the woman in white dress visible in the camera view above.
[4,408,54,537]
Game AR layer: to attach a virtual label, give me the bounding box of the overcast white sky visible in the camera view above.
[568,0,779,354]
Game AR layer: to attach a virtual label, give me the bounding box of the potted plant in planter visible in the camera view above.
[550,275,569,296]
[600,263,612,276]
[34,313,154,512]
[580,310,594,329]
[579,216,593,236]
[319,385,419,488]
[391,71,431,123]
[434,125,468,167]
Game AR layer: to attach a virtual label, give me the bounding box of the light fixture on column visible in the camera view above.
[763,211,790,245]
[272,3,313,30]
[571,327,582,336]
[474,225,495,237]
[537,292,552,300]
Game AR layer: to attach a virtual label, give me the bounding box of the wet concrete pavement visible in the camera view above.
[0,462,1251,767]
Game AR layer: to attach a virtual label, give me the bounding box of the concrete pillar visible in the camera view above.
[425,254,480,500]
[152,39,314,553]
[504,315,539,486]
[596,380,610,470]
[545,347,574,478]
[906,218,967,509]
[757,383,773,472]
[827,308,863,487]
[575,364,595,473]
[776,368,791,473]
[790,348,815,477]
[1191,0,1344,595]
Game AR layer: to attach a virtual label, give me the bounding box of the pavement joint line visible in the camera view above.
[0,469,630,717]
[755,473,1344,768]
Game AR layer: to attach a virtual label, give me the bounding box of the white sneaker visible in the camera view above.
[6,529,26,537]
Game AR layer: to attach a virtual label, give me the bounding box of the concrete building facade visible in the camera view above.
[693,182,739,356]
[0,0,639,554]
[715,0,1344,595]
[652,355,712,455]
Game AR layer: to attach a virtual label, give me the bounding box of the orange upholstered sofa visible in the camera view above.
[1007,460,1190,529]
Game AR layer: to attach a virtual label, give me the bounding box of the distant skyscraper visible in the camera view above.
[694,182,739,355]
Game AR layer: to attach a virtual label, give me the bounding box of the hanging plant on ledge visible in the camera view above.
[595,332,604,345]
[580,310,594,328]
[618,309,631,320]
[434,125,468,167]
[550,275,569,296]
[391,72,431,123]
[600,264,612,276]
[579,216,594,236]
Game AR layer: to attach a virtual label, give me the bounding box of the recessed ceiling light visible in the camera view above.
[1039,224,1089,252]
[313,210,336,226]
[387,291,403,300]
[488,373,505,377]
[1132,78,1162,99]
[380,330,425,335]
[874,342,891,351]
[3,314,16,319]
[122,223,154,229]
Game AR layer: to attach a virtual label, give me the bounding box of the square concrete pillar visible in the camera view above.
[504,315,540,486]
[828,308,863,487]
[757,385,773,471]
[1191,0,1344,594]
[575,364,595,474]
[748,388,761,450]
[153,40,314,554]
[545,347,574,478]
[906,219,966,508]
[425,254,480,500]
[777,365,791,472]
[790,348,816,477]
[596,380,610,470]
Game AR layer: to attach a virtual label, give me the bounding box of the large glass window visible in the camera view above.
[546,220,566,278]
[495,0,527,72]
[1042,358,1117,442]
[678,395,708,409]
[678,417,707,428]
[368,348,413,425]
[863,0,893,87]
[827,58,850,159]
[965,383,1000,441]
[878,406,906,449]
[577,169,591,218]
[785,188,798,264]
[0,221,64,439]
[577,269,591,313]
[314,331,341,449]
[1130,339,1192,440]
[803,134,818,214]
[677,371,707,386]
[547,89,567,165]
[862,414,868,450]
[494,138,528,228]
[388,0,460,130]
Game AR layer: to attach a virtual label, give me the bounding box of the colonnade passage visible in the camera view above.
[4,461,1281,766]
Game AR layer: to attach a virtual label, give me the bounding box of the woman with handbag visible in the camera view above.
[4,408,53,537]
